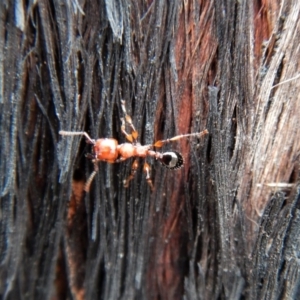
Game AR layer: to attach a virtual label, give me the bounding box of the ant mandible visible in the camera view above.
[59,100,208,192]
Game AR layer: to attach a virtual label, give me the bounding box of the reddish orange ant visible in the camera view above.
[59,100,208,192]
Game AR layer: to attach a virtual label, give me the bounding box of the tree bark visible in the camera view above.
[1,0,300,299]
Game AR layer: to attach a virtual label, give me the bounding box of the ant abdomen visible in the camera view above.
[159,151,184,170]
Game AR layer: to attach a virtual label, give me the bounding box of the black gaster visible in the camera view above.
[159,151,184,169]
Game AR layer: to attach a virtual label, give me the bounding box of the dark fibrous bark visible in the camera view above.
[1,1,300,299]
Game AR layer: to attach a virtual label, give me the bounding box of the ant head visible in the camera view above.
[159,151,184,169]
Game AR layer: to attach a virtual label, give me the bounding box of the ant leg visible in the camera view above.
[153,129,208,147]
[59,131,96,144]
[143,162,154,191]
[123,159,139,188]
[123,159,154,190]
[120,117,135,143]
[121,100,139,143]
[84,162,98,192]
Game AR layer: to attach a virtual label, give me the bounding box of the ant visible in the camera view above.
[59,100,208,192]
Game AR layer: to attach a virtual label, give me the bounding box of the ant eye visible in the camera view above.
[159,151,184,169]
[85,153,95,160]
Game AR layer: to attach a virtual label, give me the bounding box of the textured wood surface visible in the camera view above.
[0,0,300,299]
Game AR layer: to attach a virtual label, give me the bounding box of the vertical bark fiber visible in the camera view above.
[0,0,300,299]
